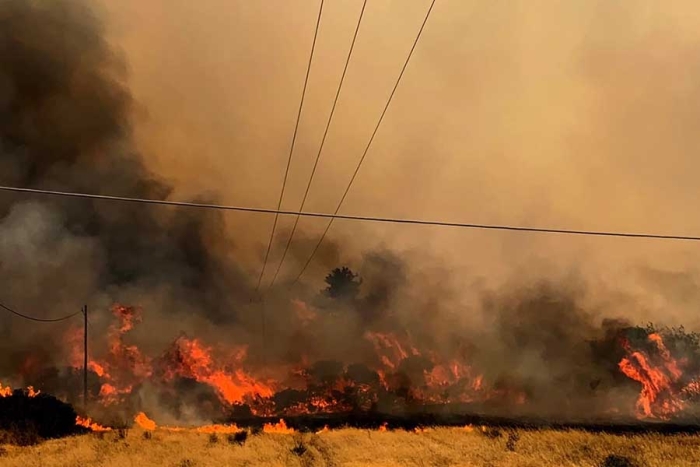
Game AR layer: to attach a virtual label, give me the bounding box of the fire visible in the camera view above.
[618,332,686,419]
[263,419,294,434]
[134,412,156,431]
[0,382,40,398]
[194,424,241,434]
[378,422,388,432]
[76,416,111,432]
[67,305,152,406]
[161,336,274,405]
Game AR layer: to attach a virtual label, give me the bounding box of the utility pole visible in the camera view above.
[83,304,88,410]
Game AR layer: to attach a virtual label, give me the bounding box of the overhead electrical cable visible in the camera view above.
[1,186,700,243]
[267,0,369,290]
[255,0,325,292]
[0,301,82,323]
[290,0,438,284]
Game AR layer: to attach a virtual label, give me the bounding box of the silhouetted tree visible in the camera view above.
[323,267,361,301]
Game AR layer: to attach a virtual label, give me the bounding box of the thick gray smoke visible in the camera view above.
[1,0,698,424]
[0,0,253,374]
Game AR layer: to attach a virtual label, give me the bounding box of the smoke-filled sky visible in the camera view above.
[96,0,700,326]
[3,1,700,419]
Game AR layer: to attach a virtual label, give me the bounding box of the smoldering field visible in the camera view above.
[2,0,700,431]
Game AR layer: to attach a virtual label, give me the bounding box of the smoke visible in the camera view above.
[2,0,700,422]
[0,0,257,380]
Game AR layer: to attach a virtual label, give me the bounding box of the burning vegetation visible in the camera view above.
[2,0,700,437]
[6,283,700,429]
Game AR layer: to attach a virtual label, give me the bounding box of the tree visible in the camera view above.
[323,267,361,301]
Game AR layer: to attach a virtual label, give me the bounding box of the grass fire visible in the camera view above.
[3,0,700,465]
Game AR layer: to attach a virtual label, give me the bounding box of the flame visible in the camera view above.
[67,305,152,406]
[194,424,242,434]
[263,419,294,434]
[161,336,274,405]
[134,412,157,431]
[76,416,111,432]
[378,422,388,432]
[0,382,40,398]
[619,332,686,419]
[316,425,330,434]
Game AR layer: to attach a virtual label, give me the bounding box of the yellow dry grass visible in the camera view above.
[0,426,698,467]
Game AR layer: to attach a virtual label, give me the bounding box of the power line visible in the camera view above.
[267,0,369,290]
[291,0,438,284]
[0,301,82,323]
[2,185,700,243]
[256,0,325,292]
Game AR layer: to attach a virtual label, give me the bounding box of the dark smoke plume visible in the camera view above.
[2,0,700,425]
[0,0,249,380]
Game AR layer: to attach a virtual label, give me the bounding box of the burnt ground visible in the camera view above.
[224,404,700,434]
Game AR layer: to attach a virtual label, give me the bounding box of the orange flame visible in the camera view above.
[0,382,40,398]
[263,419,294,434]
[76,416,111,432]
[194,424,242,434]
[134,412,157,431]
[619,332,685,419]
[162,336,274,405]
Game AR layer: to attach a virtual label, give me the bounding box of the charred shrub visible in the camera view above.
[481,427,502,439]
[506,431,520,451]
[208,433,219,445]
[228,431,247,446]
[601,454,637,467]
[143,431,153,440]
[0,427,41,447]
[291,440,307,456]
[115,427,129,441]
[0,392,78,442]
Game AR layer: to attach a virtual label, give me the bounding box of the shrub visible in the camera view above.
[601,454,636,467]
[228,431,247,446]
[291,440,307,456]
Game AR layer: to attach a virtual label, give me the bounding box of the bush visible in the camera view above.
[228,431,247,446]
[506,431,520,451]
[601,454,636,467]
[291,440,307,456]
[0,391,79,443]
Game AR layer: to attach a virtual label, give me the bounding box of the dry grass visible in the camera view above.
[0,426,698,467]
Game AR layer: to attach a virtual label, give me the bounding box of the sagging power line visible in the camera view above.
[0,301,82,323]
[256,0,325,292]
[290,0,439,284]
[267,0,369,291]
[2,185,700,242]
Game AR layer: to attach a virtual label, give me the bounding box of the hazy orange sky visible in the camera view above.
[98,1,700,326]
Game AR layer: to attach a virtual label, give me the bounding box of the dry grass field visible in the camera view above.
[0,426,698,467]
